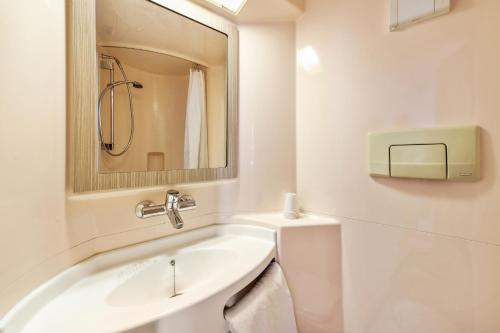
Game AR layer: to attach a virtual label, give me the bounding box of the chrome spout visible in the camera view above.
[166,209,184,229]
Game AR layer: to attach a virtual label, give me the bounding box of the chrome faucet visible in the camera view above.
[135,190,196,229]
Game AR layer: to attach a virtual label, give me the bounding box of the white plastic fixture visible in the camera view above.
[204,0,248,14]
[390,0,450,31]
[368,126,480,181]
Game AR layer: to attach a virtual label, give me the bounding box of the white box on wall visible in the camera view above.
[368,126,480,182]
[390,0,450,31]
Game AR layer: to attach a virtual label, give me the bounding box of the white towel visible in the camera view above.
[225,263,298,333]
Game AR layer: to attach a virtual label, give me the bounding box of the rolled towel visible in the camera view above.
[225,262,298,333]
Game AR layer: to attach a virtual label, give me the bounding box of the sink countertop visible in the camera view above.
[228,212,341,229]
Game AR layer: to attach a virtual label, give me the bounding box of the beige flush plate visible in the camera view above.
[368,126,480,181]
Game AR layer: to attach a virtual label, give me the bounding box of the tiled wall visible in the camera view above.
[296,0,500,331]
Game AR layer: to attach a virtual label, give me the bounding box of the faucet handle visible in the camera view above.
[135,200,166,219]
[178,195,196,211]
[166,190,180,209]
[166,189,180,201]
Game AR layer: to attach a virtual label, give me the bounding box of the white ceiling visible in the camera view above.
[95,0,302,74]
[96,0,228,67]
[99,46,194,76]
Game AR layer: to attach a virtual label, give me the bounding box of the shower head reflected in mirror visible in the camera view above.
[105,80,144,89]
[131,81,143,89]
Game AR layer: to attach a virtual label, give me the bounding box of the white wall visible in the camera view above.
[296,0,500,332]
[237,23,297,211]
[0,0,70,316]
[0,1,296,319]
[207,65,228,168]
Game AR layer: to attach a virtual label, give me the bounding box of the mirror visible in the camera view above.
[96,0,228,172]
[69,0,237,192]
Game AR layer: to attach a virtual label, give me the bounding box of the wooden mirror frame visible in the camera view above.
[68,0,238,193]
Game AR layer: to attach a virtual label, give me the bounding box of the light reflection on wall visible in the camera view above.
[297,46,322,74]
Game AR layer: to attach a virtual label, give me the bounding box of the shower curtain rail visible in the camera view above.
[97,42,209,68]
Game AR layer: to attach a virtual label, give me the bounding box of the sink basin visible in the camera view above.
[0,224,276,333]
[107,249,237,307]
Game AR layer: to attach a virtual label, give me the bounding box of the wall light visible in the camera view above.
[204,0,248,14]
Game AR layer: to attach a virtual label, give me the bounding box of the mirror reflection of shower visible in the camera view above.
[97,53,144,156]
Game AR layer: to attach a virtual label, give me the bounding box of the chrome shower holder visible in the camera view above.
[97,53,143,157]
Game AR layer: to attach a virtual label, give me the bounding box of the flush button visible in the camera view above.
[389,144,447,180]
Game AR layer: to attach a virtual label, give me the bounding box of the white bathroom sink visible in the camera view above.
[107,248,237,307]
[0,224,276,333]
[106,248,238,306]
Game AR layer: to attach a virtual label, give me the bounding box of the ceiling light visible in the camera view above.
[205,0,247,14]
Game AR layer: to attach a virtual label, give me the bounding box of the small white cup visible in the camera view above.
[283,192,300,219]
